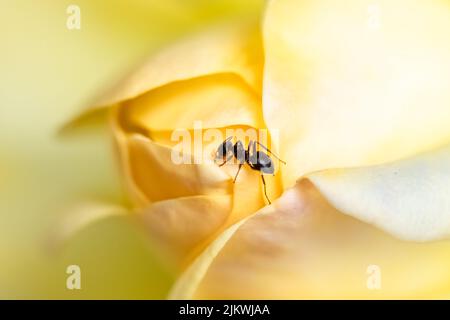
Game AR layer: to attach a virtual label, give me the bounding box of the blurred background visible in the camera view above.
[0,0,263,299]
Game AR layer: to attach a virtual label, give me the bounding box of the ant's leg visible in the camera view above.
[255,141,286,164]
[233,163,243,183]
[261,174,271,205]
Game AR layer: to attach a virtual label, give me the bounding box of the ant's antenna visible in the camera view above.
[255,141,286,165]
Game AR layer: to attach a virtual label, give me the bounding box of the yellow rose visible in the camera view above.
[70,0,450,298]
[68,20,284,268]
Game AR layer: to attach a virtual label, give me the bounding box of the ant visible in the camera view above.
[214,136,286,204]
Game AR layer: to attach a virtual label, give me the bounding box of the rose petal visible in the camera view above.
[96,21,263,108]
[140,194,231,266]
[263,0,450,187]
[119,73,264,132]
[307,144,450,241]
[125,134,230,205]
[170,180,450,299]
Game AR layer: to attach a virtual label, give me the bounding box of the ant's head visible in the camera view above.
[213,137,234,164]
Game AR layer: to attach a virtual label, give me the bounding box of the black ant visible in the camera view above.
[214,136,286,204]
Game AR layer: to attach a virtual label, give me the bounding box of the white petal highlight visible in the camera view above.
[308,145,450,241]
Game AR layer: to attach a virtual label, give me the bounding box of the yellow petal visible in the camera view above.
[119,73,264,132]
[96,21,263,108]
[171,180,450,299]
[115,128,280,264]
[123,134,230,205]
[64,20,264,131]
[120,132,281,247]
[140,195,231,267]
[263,0,450,187]
[307,144,450,241]
[168,217,249,299]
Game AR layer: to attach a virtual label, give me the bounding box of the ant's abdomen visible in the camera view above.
[260,165,274,174]
[251,152,274,174]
